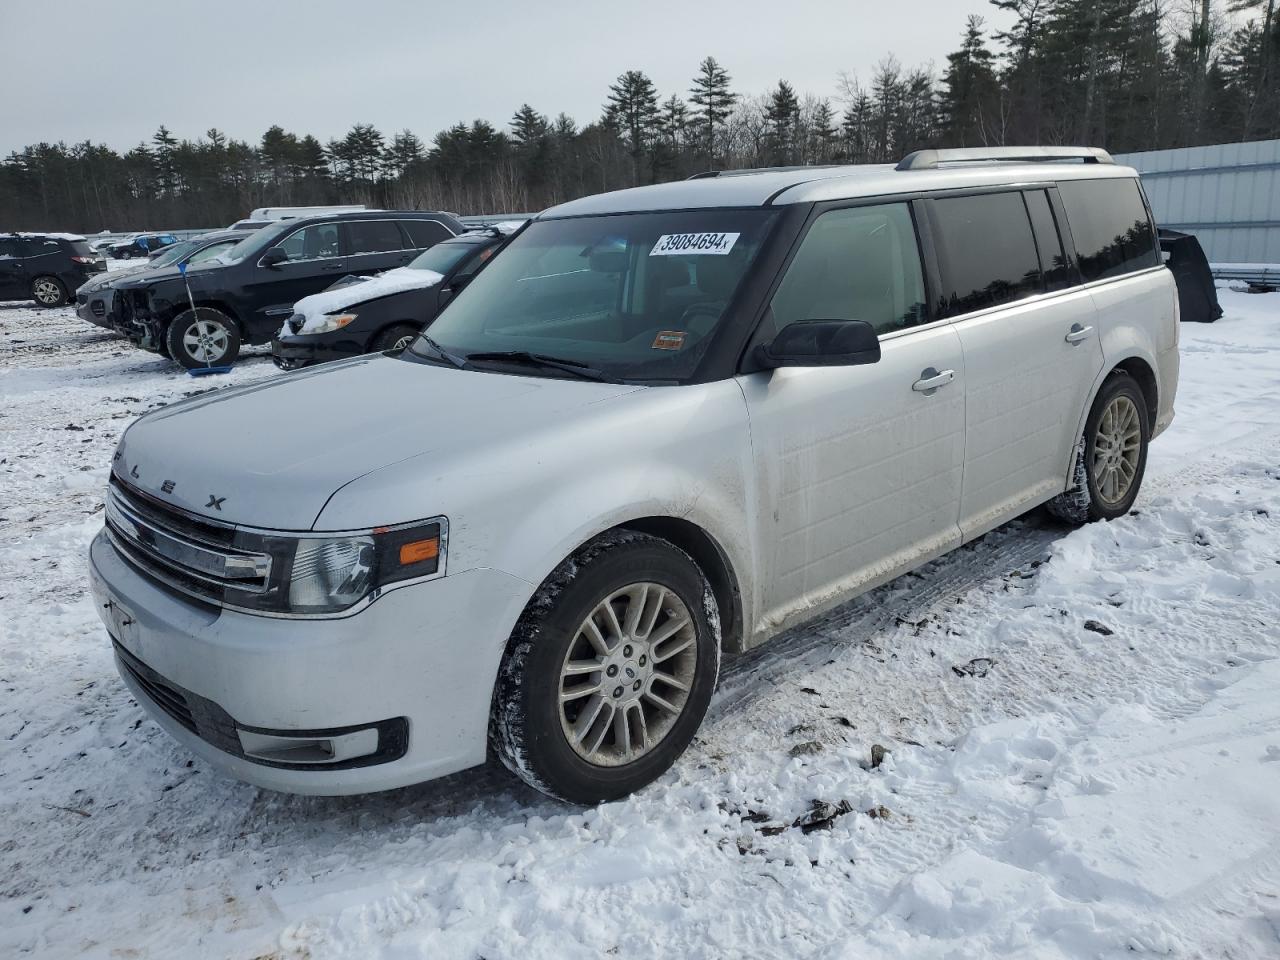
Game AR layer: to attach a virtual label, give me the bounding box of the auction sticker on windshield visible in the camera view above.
[650,232,740,256]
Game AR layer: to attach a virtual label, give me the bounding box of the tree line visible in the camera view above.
[1,0,1275,232]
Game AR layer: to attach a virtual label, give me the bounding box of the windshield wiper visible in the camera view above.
[464,350,620,382]
[417,334,469,369]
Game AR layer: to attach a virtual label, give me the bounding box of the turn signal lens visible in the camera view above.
[399,538,439,565]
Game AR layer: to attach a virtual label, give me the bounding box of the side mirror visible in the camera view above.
[260,247,288,268]
[756,319,881,369]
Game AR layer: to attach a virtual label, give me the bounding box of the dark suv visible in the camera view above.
[0,233,107,307]
[115,211,464,368]
[110,234,179,259]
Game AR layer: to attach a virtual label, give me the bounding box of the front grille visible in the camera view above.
[113,640,410,770]
[105,477,270,607]
[91,300,106,317]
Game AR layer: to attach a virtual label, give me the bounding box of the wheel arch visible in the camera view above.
[1065,352,1159,489]
[614,516,746,654]
[163,299,244,335]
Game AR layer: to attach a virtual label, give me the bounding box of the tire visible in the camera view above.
[372,323,419,353]
[164,307,241,370]
[1048,371,1150,524]
[491,530,721,804]
[31,276,68,307]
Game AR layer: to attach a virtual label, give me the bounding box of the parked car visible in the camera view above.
[75,231,245,332]
[90,147,1178,804]
[271,224,520,368]
[113,210,464,368]
[111,233,179,259]
[0,232,107,306]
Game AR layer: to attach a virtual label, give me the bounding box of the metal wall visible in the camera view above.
[1113,139,1280,265]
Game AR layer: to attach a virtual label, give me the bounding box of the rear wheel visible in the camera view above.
[165,307,241,370]
[31,276,68,307]
[372,323,419,353]
[491,531,720,804]
[1048,371,1149,523]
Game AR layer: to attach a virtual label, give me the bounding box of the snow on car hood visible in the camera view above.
[287,267,444,335]
[112,354,640,530]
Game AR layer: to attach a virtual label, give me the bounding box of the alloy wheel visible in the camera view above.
[1092,394,1142,505]
[182,318,229,364]
[33,279,62,305]
[558,582,698,767]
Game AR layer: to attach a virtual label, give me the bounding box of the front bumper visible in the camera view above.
[89,528,533,794]
[272,333,368,365]
[75,293,114,329]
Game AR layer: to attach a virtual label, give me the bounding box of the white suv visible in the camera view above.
[90,147,1179,803]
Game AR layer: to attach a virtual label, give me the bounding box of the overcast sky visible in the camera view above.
[3,0,1011,155]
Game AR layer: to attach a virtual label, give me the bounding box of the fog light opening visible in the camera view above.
[237,726,380,765]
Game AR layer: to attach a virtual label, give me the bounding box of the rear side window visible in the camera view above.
[24,237,63,257]
[347,220,409,255]
[1057,178,1159,282]
[0,238,25,258]
[1024,190,1072,290]
[401,219,452,248]
[932,192,1043,317]
[771,202,927,336]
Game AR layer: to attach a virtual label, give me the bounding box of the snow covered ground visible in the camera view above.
[1,289,1278,960]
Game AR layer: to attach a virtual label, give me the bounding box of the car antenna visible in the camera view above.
[178,260,232,377]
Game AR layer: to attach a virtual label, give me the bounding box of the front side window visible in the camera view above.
[1058,178,1160,283]
[414,210,778,382]
[346,220,408,255]
[276,223,341,261]
[933,192,1043,317]
[771,203,927,336]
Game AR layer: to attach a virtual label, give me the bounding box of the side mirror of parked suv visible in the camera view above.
[756,319,882,369]
[260,247,288,268]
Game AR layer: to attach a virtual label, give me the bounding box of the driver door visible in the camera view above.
[246,221,348,332]
[738,201,966,637]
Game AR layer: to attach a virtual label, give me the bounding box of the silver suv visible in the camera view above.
[89,147,1179,803]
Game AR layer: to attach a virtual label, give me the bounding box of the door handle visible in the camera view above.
[912,367,956,394]
[1065,324,1094,344]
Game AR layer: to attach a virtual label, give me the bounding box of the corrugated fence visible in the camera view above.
[1114,139,1280,265]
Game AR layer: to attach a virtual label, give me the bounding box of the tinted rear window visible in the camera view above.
[347,220,408,254]
[70,240,97,257]
[1058,178,1160,283]
[932,192,1043,317]
[402,219,452,248]
[1023,190,1071,290]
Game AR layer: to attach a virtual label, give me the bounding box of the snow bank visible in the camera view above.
[286,267,444,335]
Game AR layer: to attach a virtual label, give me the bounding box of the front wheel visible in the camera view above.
[31,276,68,307]
[491,531,720,804]
[165,307,241,370]
[1049,371,1150,523]
[372,323,420,353]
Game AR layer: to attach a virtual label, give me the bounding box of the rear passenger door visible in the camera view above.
[929,189,1104,540]
[740,202,967,633]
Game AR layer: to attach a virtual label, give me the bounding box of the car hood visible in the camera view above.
[80,264,145,294]
[114,260,222,290]
[113,354,642,530]
[290,267,444,334]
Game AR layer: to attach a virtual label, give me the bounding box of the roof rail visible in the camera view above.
[896,146,1114,171]
[687,164,846,180]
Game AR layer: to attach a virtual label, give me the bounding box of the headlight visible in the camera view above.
[224,518,445,616]
[301,313,357,336]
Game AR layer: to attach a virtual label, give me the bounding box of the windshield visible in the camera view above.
[411,210,777,381]
[215,220,295,264]
[148,238,201,267]
[408,239,486,274]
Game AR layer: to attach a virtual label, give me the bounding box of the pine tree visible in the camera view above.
[940,16,1001,145]
[151,125,178,197]
[604,70,660,184]
[764,80,800,164]
[689,56,737,164]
